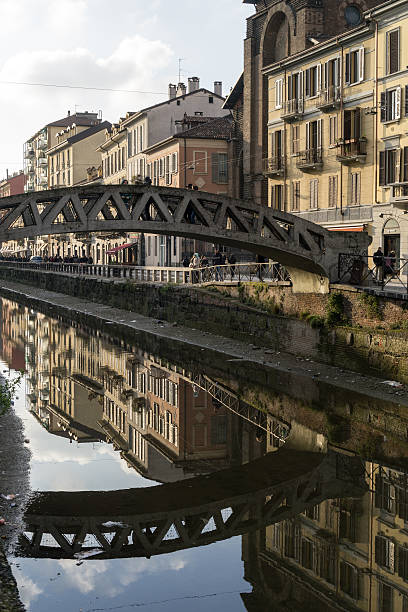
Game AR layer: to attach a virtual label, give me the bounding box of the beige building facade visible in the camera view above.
[263,0,408,275]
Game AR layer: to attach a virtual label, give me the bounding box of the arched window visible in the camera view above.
[263,12,290,66]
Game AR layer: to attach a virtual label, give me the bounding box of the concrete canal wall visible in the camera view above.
[1,266,408,383]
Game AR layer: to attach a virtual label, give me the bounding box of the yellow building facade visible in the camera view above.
[264,0,408,266]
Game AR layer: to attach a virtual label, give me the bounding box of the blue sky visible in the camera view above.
[0,0,253,176]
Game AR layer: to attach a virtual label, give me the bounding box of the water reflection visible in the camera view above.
[1,297,408,610]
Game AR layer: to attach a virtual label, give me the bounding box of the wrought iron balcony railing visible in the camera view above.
[281,98,304,121]
[262,156,285,176]
[296,148,323,170]
[317,86,341,111]
[336,139,367,163]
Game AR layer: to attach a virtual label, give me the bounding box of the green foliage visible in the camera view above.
[0,372,23,416]
[306,314,325,329]
[299,311,310,320]
[390,320,408,331]
[326,292,348,327]
[359,292,383,320]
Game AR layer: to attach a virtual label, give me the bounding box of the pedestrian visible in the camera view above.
[144,176,152,187]
[228,253,237,280]
[256,254,266,281]
[213,250,222,281]
[189,252,200,283]
[373,246,384,282]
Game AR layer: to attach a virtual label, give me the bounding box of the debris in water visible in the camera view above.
[382,380,403,388]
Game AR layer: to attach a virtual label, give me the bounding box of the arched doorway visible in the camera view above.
[383,218,400,262]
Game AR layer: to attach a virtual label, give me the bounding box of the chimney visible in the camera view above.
[214,81,223,97]
[176,82,187,97]
[188,77,200,94]
[67,110,71,116]
[168,84,177,100]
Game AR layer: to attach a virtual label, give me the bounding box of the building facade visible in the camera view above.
[260,0,408,274]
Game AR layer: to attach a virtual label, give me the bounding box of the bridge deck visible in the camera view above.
[27,448,324,518]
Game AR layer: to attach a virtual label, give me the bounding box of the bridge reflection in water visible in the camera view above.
[3,297,408,610]
[19,449,365,560]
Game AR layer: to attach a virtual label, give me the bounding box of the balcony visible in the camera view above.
[336,139,367,164]
[37,156,47,167]
[263,156,285,177]
[26,163,35,174]
[24,144,35,158]
[281,98,304,122]
[296,148,323,171]
[317,86,341,111]
[391,184,408,206]
[37,137,48,150]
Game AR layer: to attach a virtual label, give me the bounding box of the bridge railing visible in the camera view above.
[0,260,291,285]
[337,253,408,294]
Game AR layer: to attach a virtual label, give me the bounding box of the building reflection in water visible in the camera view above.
[2,298,408,611]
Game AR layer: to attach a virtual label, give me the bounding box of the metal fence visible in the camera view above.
[337,253,408,293]
[0,260,291,286]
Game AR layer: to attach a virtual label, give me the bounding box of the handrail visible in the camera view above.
[0,260,291,285]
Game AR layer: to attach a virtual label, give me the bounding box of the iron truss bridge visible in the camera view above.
[18,448,366,560]
[0,185,370,286]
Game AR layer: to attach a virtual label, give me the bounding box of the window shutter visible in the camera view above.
[305,68,310,97]
[353,108,361,139]
[323,61,327,89]
[390,541,395,573]
[212,153,219,183]
[379,151,386,185]
[358,48,365,82]
[275,79,283,108]
[345,53,351,85]
[388,29,400,74]
[396,87,401,120]
[306,122,310,150]
[404,147,408,182]
[380,92,387,123]
[344,110,351,140]
[317,64,322,93]
[335,57,341,87]
[396,149,402,182]
[298,72,304,111]
[405,85,408,116]
[317,119,322,149]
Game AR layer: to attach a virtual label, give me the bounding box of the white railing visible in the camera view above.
[0,260,291,285]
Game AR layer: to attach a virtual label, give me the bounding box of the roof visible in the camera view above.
[122,88,225,127]
[46,112,101,128]
[223,73,244,110]
[177,115,233,140]
[47,121,112,153]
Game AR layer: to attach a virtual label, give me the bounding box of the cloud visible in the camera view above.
[18,572,43,608]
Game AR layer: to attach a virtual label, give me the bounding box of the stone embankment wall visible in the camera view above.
[1,266,408,382]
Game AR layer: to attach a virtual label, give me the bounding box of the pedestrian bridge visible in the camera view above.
[18,448,365,560]
[0,185,370,292]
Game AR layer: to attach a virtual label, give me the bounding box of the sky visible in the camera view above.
[0,0,253,178]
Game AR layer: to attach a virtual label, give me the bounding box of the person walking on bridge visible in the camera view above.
[373,246,384,282]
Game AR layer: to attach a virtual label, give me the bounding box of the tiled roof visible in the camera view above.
[47,113,101,128]
[178,115,233,140]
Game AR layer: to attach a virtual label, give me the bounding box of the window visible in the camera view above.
[323,57,341,91]
[193,150,207,174]
[343,108,361,140]
[350,172,361,205]
[275,78,283,109]
[375,535,395,572]
[271,130,283,161]
[292,125,300,154]
[379,149,399,185]
[300,538,314,570]
[291,181,300,211]
[159,158,164,178]
[329,116,337,146]
[212,153,228,184]
[381,88,401,122]
[379,582,393,612]
[127,131,133,157]
[171,152,178,174]
[328,175,338,207]
[340,561,359,599]
[345,48,364,85]
[287,71,303,101]
[165,155,171,184]
[309,179,319,209]
[304,65,321,98]
[271,184,283,211]
[209,96,214,104]
[387,29,400,75]
[139,125,144,151]
[398,545,408,581]
[306,119,322,151]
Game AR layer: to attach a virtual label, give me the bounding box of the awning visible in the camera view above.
[328,225,366,232]
[106,242,137,255]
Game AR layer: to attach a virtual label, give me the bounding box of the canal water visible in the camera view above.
[0,295,407,612]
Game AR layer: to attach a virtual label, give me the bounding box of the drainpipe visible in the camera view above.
[283,67,287,211]
[340,41,344,217]
[373,17,379,205]
[184,138,187,188]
